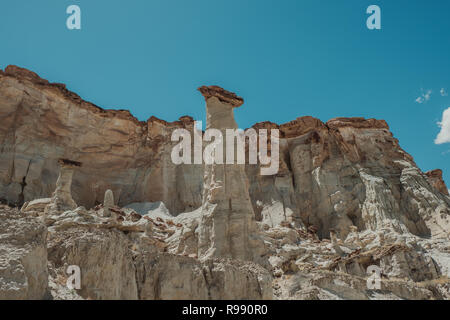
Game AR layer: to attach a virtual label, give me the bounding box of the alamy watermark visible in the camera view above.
[66,265,81,290]
[366,5,381,30]
[171,121,279,176]
[366,265,382,290]
[66,5,81,30]
[65,5,380,31]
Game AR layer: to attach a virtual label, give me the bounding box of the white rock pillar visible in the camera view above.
[330,229,338,245]
[197,86,266,264]
[45,158,81,215]
[103,189,114,217]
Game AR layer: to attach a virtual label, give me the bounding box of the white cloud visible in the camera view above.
[415,89,432,104]
[435,107,450,144]
[441,88,448,96]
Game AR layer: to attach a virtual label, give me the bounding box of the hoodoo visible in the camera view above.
[44,158,82,215]
[197,86,267,265]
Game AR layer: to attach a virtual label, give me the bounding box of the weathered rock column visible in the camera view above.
[197,86,266,265]
[102,189,114,217]
[330,229,338,245]
[45,159,81,215]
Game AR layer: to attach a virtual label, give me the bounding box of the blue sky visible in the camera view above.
[1,0,449,185]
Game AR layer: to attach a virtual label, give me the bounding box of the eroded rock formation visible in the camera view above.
[246,116,450,241]
[43,203,271,300]
[426,169,450,196]
[0,205,48,299]
[197,86,266,265]
[44,159,81,215]
[0,65,202,213]
[1,66,450,300]
[1,65,448,241]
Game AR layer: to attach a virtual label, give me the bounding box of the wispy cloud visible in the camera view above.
[441,88,448,96]
[435,107,450,144]
[415,88,432,104]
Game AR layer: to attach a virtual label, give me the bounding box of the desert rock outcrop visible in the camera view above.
[1,66,448,242]
[426,169,449,196]
[197,86,266,265]
[44,202,272,300]
[44,159,81,215]
[1,66,450,300]
[0,205,48,299]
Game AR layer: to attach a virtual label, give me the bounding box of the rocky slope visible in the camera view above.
[0,206,48,299]
[1,66,450,300]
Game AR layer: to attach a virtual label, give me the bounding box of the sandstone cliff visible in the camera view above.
[1,66,450,300]
[1,65,448,238]
[197,86,266,265]
[0,65,201,213]
[0,205,48,299]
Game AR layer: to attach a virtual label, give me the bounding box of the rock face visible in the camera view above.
[267,224,450,300]
[247,116,450,241]
[0,65,202,213]
[0,66,450,300]
[135,254,272,300]
[1,66,448,243]
[0,205,48,299]
[43,203,271,300]
[197,86,266,264]
[426,169,449,196]
[48,227,139,300]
